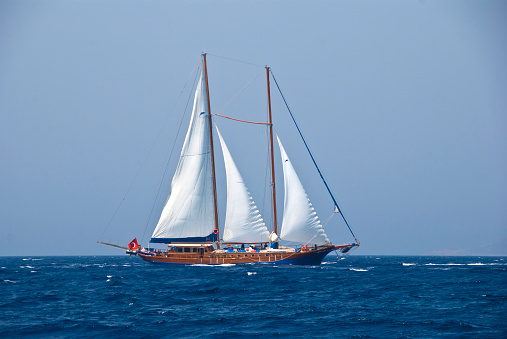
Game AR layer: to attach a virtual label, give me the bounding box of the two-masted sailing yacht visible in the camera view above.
[101,54,359,265]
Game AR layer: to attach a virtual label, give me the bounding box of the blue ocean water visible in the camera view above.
[1,255,505,338]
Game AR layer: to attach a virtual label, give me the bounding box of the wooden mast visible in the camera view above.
[266,67,278,237]
[203,53,220,247]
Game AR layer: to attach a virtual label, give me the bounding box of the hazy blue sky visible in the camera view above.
[1,0,506,256]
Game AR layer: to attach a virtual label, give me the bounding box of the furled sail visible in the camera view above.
[151,68,216,243]
[277,135,330,245]
[216,127,270,243]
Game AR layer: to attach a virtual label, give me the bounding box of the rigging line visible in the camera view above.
[214,70,263,115]
[269,70,359,244]
[322,212,336,227]
[99,57,200,244]
[206,53,265,68]
[141,62,201,245]
[215,114,269,125]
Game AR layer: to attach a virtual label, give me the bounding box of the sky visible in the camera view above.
[1,0,506,256]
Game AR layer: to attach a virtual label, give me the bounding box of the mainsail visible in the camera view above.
[216,127,270,243]
[151,68,216,243]
[277,135,330,245]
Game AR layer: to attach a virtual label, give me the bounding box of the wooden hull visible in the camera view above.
[137,245,344,265]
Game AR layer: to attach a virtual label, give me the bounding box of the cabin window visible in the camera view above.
[176,248,183,253]
[184,248,191,253]
[192,248,198,252]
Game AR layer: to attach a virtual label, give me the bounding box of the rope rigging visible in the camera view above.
[214,69,263,116]
[206,53,265,68]
[269,70,359,244]
[99,58,201,246]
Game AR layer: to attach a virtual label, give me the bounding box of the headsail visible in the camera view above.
[151,68,216,243]
[216,127,270,243]
[277,135,330,245]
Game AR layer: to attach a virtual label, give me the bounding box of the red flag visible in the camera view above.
[128,238,139,250]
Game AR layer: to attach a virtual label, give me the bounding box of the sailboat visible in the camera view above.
[102,54,359,265]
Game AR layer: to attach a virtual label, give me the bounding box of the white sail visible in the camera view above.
[216,127,270,243]
[277,135,330,245]
[151,68,215,242]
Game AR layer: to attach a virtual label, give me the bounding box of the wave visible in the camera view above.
[1,255,505,337]
[423,262,505,267]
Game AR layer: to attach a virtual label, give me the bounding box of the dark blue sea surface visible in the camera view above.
[1,255,505,338]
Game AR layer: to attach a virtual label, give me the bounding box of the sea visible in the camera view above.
[1,255,505,338]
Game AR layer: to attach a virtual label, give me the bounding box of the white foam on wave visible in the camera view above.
[402,263,416,266]
[350,268,368,272]
[425,263,465,266]
[20,265,35,269]
[191,263,236,267]
[4,280,17,283]
[247,272,257,275]
[107,275,113,278]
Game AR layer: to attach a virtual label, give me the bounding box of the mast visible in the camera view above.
[203,53,220,246]
[266,67,278,236]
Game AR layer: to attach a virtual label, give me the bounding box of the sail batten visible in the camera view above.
[217,127,270,243]
[277,135,330,245]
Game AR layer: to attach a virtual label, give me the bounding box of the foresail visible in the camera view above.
[277,135,330,245]
[151,68,216,243]
[216,127,270,243]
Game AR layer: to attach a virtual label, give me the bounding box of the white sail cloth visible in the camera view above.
[277,136,330,245]
[151,68,215,242]
[216,127,270,243]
